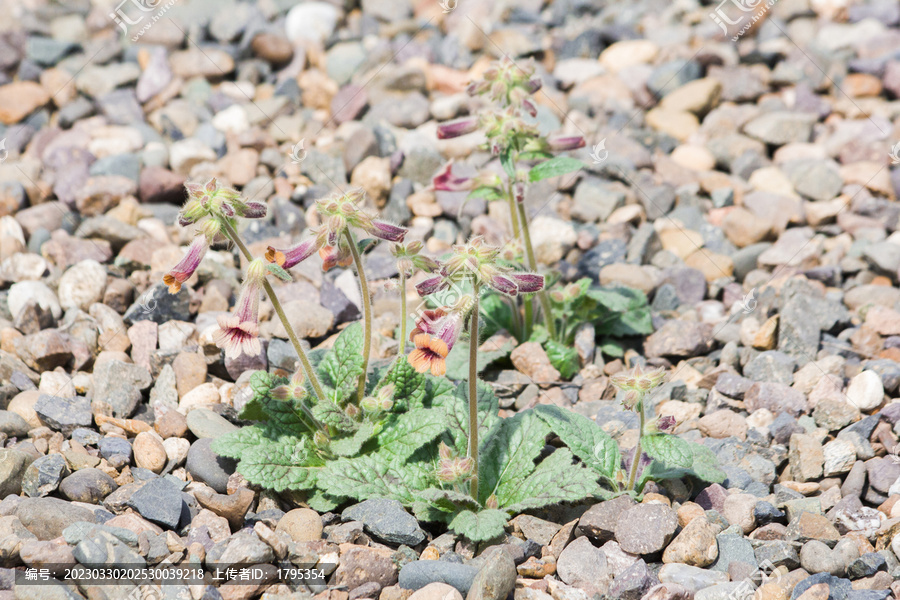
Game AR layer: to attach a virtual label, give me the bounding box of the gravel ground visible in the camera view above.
[2,0,900,599]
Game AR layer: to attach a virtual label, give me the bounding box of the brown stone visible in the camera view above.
[0,81,49,124]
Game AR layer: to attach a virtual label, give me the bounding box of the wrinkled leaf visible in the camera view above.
[238,436,320,492]
[503,448,602,512]
[210,424,268,460]
[329,421,377,457]
[641,434,693,469]
[544,339,579,380]
[444,337,514,380]
[378,359,427,411]
[319,322,366,404]
[480,410,550,506]
[448,509,509,542]
[443,381,500,456]
[534,405,620,481]
[528,156,583,182]
[377,408,446,463]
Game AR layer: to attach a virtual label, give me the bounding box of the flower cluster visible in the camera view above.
[360,384,395,415]
[436,442,474,484]
[610,364,667,409]
[163,178,269,295]
[416,237,544,298]
[266,189,407,272]
[467,56,542,110]
[391,241,439,277]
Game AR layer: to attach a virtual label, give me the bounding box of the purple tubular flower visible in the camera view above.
[265,238,318,269]
[437,116,479,140]
[527,77,542,94]
[657,415,676,433]
[488,273,519,296]
[548,135,586,152]
[523,98,537,117]
[365,220,407,242]
[416,275,446,297]
[163,236,209,294]
[244,201,267,219]
[510,272,544,293]
[433,163,474,192]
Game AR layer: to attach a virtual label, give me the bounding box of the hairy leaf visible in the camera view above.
[444,338,514,380]
[480,410,550,505]
[443,381,500,456]
[312,402,355,432]
[528,156,583,182]
[534,405,621,481]
[502,448,601,512]
[688,444,727,483]
[377,408,446,463]
[544,339,579,380]
[239,371,288,421]
[306,489,343,513]
[379,359,427,411]
[426,376,457,409]
[330,421,377,457]
[210,424,268,460]
[416,488,480,514]
[641,434,693,469]
[319,322,366,404]
[449,509,509,542]
[238,436,320,492]
[319,453,418,505]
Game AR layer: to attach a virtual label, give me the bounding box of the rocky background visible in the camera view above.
[2,0,900,599]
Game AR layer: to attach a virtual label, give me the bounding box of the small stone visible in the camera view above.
[510,342,560,384]
[275,508,323,542]
[799,538,859,576]
[185,408,238,439]
[126,476,185,530]
[0,81,49,124]
[846,370,884,411]
[0,448,32,497]
[343,499,425,546]
[789,433,825,482]
[399,561,478,595]
[644,320,713,358]
[662,517,720,567]
[408,582,462,600]
[133,432,167,474]
[59,468,118,504]
[467,546,517,600]
[614,504,678,555]
[334,544,399,590]
[92,360,152,418]
[557,536,609,589]
[186,438,236,494]
[194,487,254,531]
[57,260,107,311]
[16,497,96,540]
[34,395,92,434]
[579,496,636,542]
[21,453,69,498]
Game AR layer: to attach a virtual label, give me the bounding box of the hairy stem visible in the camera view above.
[398,270,407,358]
[345,229,372,403]
[468,289,480,500]
[523,295,533,340]
[626,397,646,492]
[220,221,329,409]
[516,202,557,340]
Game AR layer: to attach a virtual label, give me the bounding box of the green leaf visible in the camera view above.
[443,381,500,456]
[319,453,425,505]
[319,322,366,404]
[377,408,446,463]
[312,402,355,431]
[444,338,514,380]
[267,263,292,282]
[448,509,509,542]
[479,293,516,340]
[500,149,516,179]
[688,444,727,483]
[416,488,480,513]
[534,405,621,480]
[329,421,377,457]
[480,411,550,506]
[599,339,625,358]
[238,436,320,492]
[425,376,456,408]
[468,186,505,202]
[502,448,601,512]
[238,371,288,421]
[544,339,579,380]
[642,434,693,469]
[528,156,583,182]
[210,424,268,460]
[378,359,427,412]
[306,489,343,513]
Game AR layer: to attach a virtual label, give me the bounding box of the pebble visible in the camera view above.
[614,504,678,555]
[59,468,118,504]
[343,499,425,546]
[186,438,236,494]
[126,476,185,530]
[399,561,479,595]
[275,508,323,542]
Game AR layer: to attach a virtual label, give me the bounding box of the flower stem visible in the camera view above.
[220,220,329,407]
[626,397,646,492]
[516,202,557,340]
[506,192,521,237]
[345,229,372,403]
[398,270,407,358]
[468,288,480,500]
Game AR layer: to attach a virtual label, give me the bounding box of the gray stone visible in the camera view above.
[17,497,97,540]
[92,360,152,418]
[744,382,807,417]
[59,468,118,504]
[185,408,238,439]
[186,438,236,494]
[0,410,30,437]
[710,533,757,573]
[98,437,132,462]
[614,504,678,554]
[608,559,657,600]
[206,530,275,569]
[124,283,191,325]
[783,159,843,202]
[743,111,816,145]
[572,179,626,222]
[399,561,478,594]
[466,546,516,600]
[0,448,32,496]
[34,395,92,434]
[743,351,796,385]
[126,476,185,530]
[557,536,608,588]
[789,573,851,599]
[73,529,145,568]
[342,498,425,546]
[22,453,69,498]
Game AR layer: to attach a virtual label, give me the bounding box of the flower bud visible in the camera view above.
[360,397,379,413]
[485,494,499,509]
[437,117,479,140]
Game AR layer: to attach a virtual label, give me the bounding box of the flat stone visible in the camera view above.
[343,498,425,546]
[126,476,185,530]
